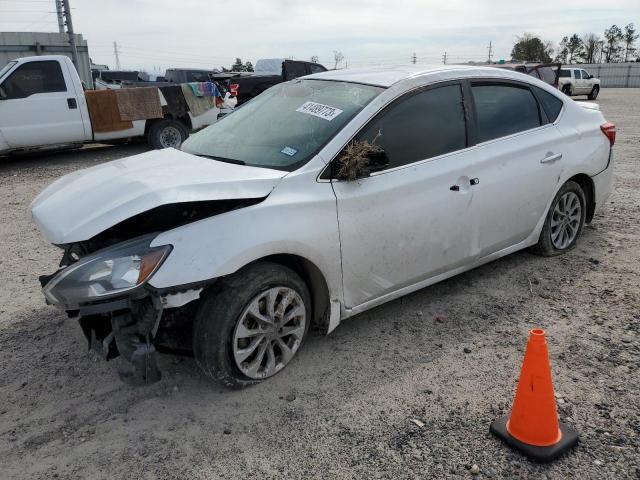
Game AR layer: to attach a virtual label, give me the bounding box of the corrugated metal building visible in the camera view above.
[568,63,640,88]
[0,31,92,88]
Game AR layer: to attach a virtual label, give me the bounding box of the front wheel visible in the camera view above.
[587,85,600,100]
[532,181,586,256]
[193,262,311,389]
[147,119,189,149]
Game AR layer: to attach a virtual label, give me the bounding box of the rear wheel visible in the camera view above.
[561,84,572,96]
[532,181,586,256]
[147,119,189,149]
[193,262,311,389]
[587,85,600,100]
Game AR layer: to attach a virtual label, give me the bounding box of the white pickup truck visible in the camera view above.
[0,55,233,155]
[558,67,601,100]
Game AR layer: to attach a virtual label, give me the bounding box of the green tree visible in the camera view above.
[565,34,584,64]
[623,23,639,62]
[511,33,553,63]
[603,25,623,62]
[230,58,246,72]
[556,36,569,63]
[244,61,254,72]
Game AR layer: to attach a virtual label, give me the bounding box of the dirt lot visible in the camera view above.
[1,89,638,479]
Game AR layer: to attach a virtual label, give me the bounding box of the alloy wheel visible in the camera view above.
[159,126,182,148]
[550,192,581,250]
[232,287,306,379]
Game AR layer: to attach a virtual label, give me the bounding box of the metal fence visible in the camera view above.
[576,63,640,88]
[0,31,92,88]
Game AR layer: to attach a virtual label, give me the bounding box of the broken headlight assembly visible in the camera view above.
[43,235,171,307]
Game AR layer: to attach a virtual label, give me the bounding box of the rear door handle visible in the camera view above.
[450,178,479,191]
[541,152,562,164]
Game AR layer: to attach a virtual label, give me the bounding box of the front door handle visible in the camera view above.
[541,152,562,164]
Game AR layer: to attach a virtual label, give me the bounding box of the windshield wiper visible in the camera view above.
[195,154,246,165]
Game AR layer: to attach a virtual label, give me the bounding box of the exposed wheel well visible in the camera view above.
[249,254,331,332]
[567,173,596,223]
[144,115,191,136]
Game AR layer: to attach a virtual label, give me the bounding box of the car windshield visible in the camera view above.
[181,79,384,171]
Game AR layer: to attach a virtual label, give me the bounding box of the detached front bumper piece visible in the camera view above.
[78,296,164,386]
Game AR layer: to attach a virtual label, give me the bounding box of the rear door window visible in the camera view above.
[284,62,308,81]
[574,70,582,79]
[356,83,467,170]
[471,84,541,143]
[309,64,326,74]
[1,60,66,99]
[559,69,570,78]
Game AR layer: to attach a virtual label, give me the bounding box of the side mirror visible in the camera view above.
[334,140,390,181]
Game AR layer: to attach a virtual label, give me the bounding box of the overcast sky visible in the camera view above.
[1,0,638,72]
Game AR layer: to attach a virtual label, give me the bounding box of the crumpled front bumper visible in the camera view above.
[39,270,164,386]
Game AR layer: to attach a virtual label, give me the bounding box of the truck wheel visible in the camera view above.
[147,119,188,149]
[561,84,572,96]
[193,262,311,389]
[587,85,599,100]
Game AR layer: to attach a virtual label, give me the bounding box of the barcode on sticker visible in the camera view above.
[296,102,343,121]
[281,146,298,156]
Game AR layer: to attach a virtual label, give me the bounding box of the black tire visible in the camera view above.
[561,84,572,96]
[193,262,312,389]
[532,181,586,257]
[587,85,600,100]
[147,119,189,149]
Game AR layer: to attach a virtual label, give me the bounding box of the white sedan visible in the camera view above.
[32,65,615,387]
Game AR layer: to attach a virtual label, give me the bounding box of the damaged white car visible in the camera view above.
[32,65,615,388]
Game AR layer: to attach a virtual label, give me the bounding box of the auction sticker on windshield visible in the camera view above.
[296,102,343,121]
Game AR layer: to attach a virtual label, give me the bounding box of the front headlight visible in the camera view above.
[43,235,171,307]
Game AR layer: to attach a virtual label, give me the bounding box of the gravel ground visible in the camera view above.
[0,89,638,480]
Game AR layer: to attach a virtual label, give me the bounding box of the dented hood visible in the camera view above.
[31,148,287,244]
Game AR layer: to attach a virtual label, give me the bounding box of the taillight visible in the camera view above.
[601,122,616,146]
[229,83,239,96]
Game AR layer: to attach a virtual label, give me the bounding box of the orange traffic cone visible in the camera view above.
[490,329,578,462]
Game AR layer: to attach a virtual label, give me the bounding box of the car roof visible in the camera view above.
[304,64,537,88]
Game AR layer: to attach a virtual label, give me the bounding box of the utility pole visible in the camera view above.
[55,0,64,34]
[412,52,417,64]
[442,51,447,64]
[487,41,493,64]
[113,41,121,70]
[61,0,79,70]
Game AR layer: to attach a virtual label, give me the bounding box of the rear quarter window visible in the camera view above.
[471,84,541,143]
[559,69,571,78]
[533,87,564,123]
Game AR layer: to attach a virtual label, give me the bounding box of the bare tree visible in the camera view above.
[310,55,319,63]
[623,23,639,62]
[581,33,601,63]
[333,51,344,69]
